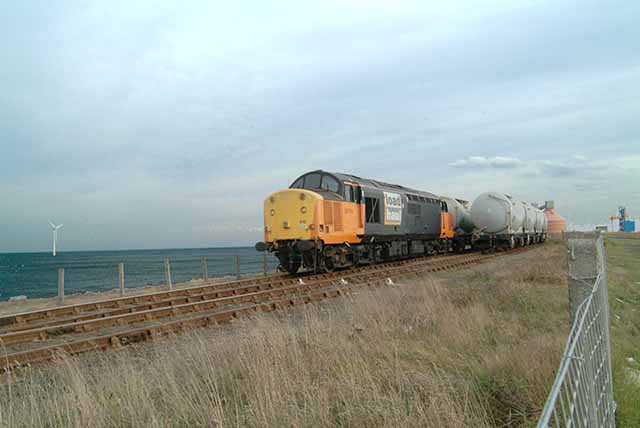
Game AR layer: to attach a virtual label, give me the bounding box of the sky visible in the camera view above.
[1,0,639,252]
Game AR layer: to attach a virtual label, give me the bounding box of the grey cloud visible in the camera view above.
[536,158,606,178]
[1,0,639,251]
[449,156,523,169]
[449,155,617,180]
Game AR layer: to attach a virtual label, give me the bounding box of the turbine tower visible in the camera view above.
[49,221,64,256]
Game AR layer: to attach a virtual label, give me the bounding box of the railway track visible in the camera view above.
[0,252,475,332]
[0,246,535,370]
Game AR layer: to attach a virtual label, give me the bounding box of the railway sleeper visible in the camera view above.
[0,248,533,355]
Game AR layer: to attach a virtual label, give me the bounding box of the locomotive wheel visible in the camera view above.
[283,260,301,275]
[278,254,301,274]
[323,258,335,272]
[323,248,336,272]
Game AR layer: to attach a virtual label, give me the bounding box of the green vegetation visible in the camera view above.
[0,245,568,428]
[605,236,640,427]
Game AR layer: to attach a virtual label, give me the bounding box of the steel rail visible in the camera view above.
[0,246,536,370]
[0,252,476,330]
[0,253,489,346]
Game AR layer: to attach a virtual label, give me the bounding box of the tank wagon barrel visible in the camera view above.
[470,192,547,249]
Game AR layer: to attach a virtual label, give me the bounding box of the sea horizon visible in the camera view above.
[0,246,278,301]
[0,244,256,256]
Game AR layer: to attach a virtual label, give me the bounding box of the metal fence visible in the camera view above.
[537,235,616,427]
[39,252,281,305]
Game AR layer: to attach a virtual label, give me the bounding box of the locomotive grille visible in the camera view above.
[333,203,343,232]
[323,201,333,225]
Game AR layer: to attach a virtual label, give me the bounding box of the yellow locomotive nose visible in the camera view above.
[264,189,321,242]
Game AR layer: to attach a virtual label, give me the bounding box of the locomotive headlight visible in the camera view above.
[300,206,307,214]
[269,196,275,203]
[270,209,275,216]
[299,193,306,201]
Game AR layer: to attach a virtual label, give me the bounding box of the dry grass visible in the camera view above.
[605,236,640,427]
[0,244,568,428]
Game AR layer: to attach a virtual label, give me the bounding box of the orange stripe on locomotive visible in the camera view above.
[263,188,364,246]
[440,211,455,239]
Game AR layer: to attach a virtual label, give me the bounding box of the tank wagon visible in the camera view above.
[256,170,547,274]
[470,192,547,248]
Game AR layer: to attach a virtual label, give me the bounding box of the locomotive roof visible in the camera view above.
[312,170,440,199]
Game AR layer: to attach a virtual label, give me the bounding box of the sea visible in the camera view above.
[0,247,279,302]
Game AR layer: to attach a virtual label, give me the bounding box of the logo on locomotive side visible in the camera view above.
[383,192,402,225]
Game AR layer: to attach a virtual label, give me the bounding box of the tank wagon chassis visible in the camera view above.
[256,170,547,275]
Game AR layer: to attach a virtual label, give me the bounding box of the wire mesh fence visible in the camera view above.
[537,235,616,428]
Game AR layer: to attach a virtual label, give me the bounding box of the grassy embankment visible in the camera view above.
[0,244,568,428]
[605,236,640,427]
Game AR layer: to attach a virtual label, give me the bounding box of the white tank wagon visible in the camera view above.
[524,203,536,233]
[470,192,547,248]
[533,207,548,243]
[521,202,536,244]
[470,192,522,232]
[523,202,550,244]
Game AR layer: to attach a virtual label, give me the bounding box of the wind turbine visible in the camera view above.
[49,221,64,256]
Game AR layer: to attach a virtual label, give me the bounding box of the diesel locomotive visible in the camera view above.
[255,170,547,274]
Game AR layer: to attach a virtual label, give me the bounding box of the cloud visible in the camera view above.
[449,155,611,179]
[1,0,640,251]
[449,156,523,169]
[537,158,604,178]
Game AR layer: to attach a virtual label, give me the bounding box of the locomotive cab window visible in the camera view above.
[354,186,363,204]
[344,185,354,202]
[291,177,304,188]
[321,175,339,193]
[345,184,363,203]
[304,173,321,189]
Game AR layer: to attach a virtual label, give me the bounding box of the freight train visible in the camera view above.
[255,170,547,274]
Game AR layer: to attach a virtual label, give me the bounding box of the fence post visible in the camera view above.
[598,236,616,420]
[235,255,240,280]
[201,256,208,282]
[118,263,125,296]
[567,238,598,322]
[57,267,65,306]
[164,258,173,290]
[263,252,267,276]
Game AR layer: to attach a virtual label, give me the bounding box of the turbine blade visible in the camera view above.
[57,224,64,229]
[48,220,56,228]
